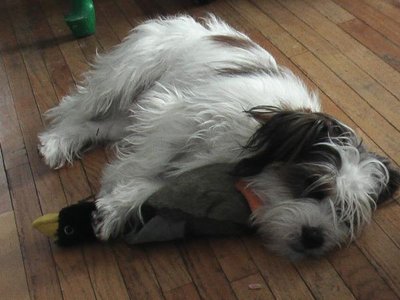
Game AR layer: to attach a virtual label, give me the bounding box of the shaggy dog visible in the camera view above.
[39,15,399,259]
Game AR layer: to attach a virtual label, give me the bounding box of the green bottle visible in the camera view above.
[65,0,96,38]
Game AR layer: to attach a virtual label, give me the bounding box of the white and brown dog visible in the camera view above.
[39,15,399,259]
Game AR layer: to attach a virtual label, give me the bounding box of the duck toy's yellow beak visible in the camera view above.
[32,213,59,240]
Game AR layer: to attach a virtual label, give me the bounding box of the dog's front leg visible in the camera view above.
[93,178,164,240]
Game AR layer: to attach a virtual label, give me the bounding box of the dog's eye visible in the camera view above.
[304,175,332,201]
[307,189,327,201]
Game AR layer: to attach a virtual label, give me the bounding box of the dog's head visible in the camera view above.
[234,106,400,260]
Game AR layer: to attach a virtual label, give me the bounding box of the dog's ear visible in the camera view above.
[376,157,400,205]
[233,107,348,177]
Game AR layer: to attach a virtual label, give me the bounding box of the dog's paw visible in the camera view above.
[92,208,116,241]
[91,209,106,240]
[92,201,128,241]
[38,133,71,169]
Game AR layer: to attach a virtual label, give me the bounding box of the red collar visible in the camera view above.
[235,180,263,212]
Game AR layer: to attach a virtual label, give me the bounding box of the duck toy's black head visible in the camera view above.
[33,201,96,246]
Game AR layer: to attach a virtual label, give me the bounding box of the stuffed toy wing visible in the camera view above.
[33,163,255,246]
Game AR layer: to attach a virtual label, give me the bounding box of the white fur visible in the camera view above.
[38,15,391,259]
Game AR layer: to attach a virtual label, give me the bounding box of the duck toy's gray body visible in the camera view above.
[33,164,255,246]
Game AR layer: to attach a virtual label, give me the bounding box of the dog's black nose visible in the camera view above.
[301,226,324,249]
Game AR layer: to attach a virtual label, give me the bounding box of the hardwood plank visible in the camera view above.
[40,0,88,82]
[51,246,97,300]
[0,3,62,209]
[1,1,399,299]
[97,0,133,41]
[38,2,135,291]
[303,0,355,24]
[81,149,109,193]
[209,7,383,156]
[7,2,91,206]
[329,244,399,299]
[280,0,400,101]
[230,1,396,158]
[2,3,99,299]
[382,0,400,8]
[134,0,164,17]
[93,2,121,51]
[0,54,25,169]
[290,51,400,164]
[249,0,400,133]
[221,13,400,298]
[373,203,400,249]
[254,40,387,155]
[7,163,62,299]
[164,283,201,300]
[361,0,400,26]
[0,148,12,213]
[180,239,237,300]
[113,243,164,300]
[356,221,400,296]
[339,18,400,73]
[231,273,275,300]
[206,1,254,33]
[145,243,193,292]
[114,0,146,27]
[3,149,29,171]
[227,0,307,58]
[209,237,258,282]
[83,243,130,300]
[243,237,314,299]
[333,0,400,48]
[0,211,30,300]
[295,259,356,300]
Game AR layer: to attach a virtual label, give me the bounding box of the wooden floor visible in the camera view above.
[1,0,400,299]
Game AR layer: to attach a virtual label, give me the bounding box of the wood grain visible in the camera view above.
[295,259,356,300]
[1,0,400,299]
[0,211,30,300]
[209,237,258,282]
[291,52,400,164]
[180,240,237,300]
[329,244,398,299]
[7,163,63,299]
[164,283,201,300]
[113,243,164,300]
[243,237,314,299]
[231,273,275,300]
[303,0,355,24]
[250,0,400,134]
[339,18,400,73]
[280,0,400,101]
[145,243,193,292]
[0,148,12,213]
[333,0,400,48]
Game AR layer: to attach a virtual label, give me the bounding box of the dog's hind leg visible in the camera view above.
[38,21,180,168]
[38,113,130,168]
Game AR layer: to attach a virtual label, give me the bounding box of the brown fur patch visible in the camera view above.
[246,105,314,123]
[209,34,254,49]
[216,64,279,77]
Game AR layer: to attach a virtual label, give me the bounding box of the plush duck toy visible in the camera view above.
[33,164,262,246]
